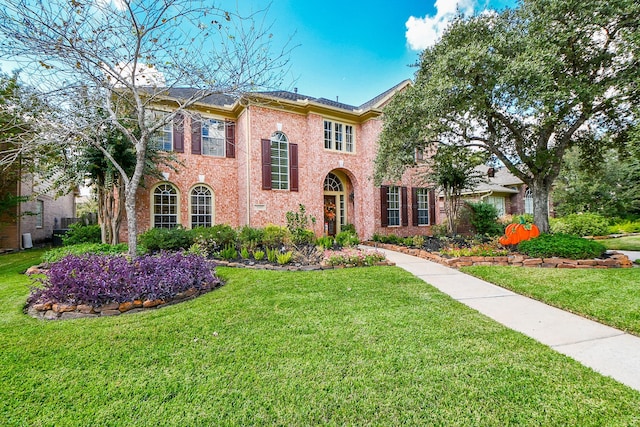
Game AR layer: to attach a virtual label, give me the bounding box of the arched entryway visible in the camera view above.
[323,171,351,236]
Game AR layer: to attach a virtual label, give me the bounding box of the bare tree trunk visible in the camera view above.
[97,186,108,244]
[531,180,552,234]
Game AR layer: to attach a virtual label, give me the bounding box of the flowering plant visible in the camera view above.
[28,252,220,306]
[323,248,386,267]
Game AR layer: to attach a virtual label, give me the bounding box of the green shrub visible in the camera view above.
[316,235,334,250]
[266,247,278,263]
[276,251,293,265]
[341,223,356,234]
[253,250,265,261]
[285,204,316,245]
[335,231,359,248]
[240,246,250,259]
[238,226,264,246]
[465,201,504,236]
[61,223,102,246]
[607,220,640,234]
[42,243,128,264]
[191,224,238,254]
[550,213,609,237]
[517,234,606,260]
[262,225,290,248]
[138,227,193,253]
[412,235,425,247]
[220,244,238,260]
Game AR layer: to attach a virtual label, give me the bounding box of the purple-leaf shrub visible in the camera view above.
[28,252,220,306]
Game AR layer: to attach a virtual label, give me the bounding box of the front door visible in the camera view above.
[324,195,337,236]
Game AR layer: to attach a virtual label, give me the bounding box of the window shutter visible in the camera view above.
[261,138,272,190]
[411,187,418,226]
[289,143,298,192]
[429,188,436,225]
[225,120,235,159]
[401,186,408,226]
[191,116,201,155]
[380,186,389,227]
[173,113,184,153]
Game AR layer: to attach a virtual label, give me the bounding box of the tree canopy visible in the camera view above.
[375,0,640,232]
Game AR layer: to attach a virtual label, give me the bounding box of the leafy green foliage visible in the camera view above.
[61,223,102,246]
[441,243,508,257]
[517,234,606,260]
[335,231,359,248]
[465,201,504,236]
[252,250,265,261]
[239,246,250,259]
[285,204,316,246]
[138,227,193,253]
[262,225,290,249]
[315,236,334,250]
[266,247,278,263]
[276,251,293,265]
[191,225,238,255]
[607,219,640,234]
[550,213,610,237]
[238,226,264,246]
[553,148,640,218]
[219,244,237,260]
[42,243,129,264]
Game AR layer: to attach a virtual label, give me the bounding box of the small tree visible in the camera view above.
[427,145,485,235]
[0,1,291,256]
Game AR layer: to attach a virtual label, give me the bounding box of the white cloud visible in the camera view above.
[405,0,480,50]
[95,0,127,11]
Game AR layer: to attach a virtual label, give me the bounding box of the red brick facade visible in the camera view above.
[123,82,443,241]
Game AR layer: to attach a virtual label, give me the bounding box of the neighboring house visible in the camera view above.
[121,80,441,241]
[465,165,533,218]
[0,163,77,251]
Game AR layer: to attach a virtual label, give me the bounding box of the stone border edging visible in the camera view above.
[214,259,395,271]
[365,242,633,269]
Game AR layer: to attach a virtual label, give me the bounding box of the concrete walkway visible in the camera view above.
[367,246,640,392]
[619,250,640,262]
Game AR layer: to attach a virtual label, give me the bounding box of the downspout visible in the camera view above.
[479,190,493,202]
[245,105,251,226]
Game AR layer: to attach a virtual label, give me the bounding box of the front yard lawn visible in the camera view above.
[2,251,640,425]
[462,266,640,335]
[598,235,640,251]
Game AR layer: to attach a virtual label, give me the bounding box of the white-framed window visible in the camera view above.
[153,183,179,228]
[524,187,533,214]
[387,186,400,226]
[190,185,213,228]
[202,118,225,157]
[485,196,506,217]
[416,189,429,225]
[323,119,354,153]
[271,132,289,190]
[324,120,332,149]
[35,200,43,228]
[148,111,173,151]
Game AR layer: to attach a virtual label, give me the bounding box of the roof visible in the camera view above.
[161,81,412,113]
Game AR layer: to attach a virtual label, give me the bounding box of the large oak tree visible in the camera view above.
[375,0,639,232]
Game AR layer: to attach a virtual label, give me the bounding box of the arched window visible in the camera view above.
[524,187,533,215]
[153,183,179,228]
[324,173,343,192]
[271,132,289,190]
[190,185,213,228]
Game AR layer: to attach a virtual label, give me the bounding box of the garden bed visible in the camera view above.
[366,242,634,269]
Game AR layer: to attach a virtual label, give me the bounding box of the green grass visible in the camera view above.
[462,266,640,336]
[2,251,640,425]
[599,235,640,251]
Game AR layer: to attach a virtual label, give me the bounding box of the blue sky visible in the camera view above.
[243,0,517,106]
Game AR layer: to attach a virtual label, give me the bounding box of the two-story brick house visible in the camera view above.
[125,80,439,241]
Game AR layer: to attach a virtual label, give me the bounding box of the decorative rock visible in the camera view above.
[61,312,92,320]
[142,299,163,308]
[522,258,543,266]
[43,310,59,320]
[33,302,52,311]
[119,301,135,312]
[25,264,48,276]
[97,302,120,312]
[52,303,76,313]
[77,304,94,314]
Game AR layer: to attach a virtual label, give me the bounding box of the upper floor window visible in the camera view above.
[271,132,289,190]
[149,111,173,151]
[323,119,354,153]
[202,119,225,157]
[153,183,179,228]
